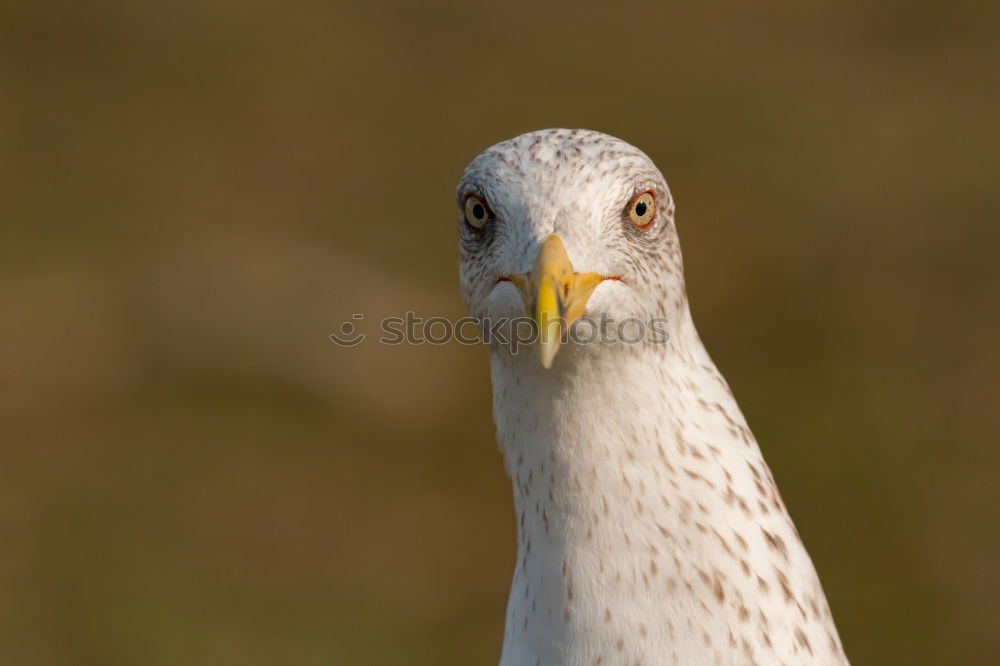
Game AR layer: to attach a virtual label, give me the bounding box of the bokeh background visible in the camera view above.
[2,1,998,664]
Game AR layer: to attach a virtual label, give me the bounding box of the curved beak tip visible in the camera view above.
[539,344,559,369]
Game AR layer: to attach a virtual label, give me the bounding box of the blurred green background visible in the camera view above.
[2,0,998,664]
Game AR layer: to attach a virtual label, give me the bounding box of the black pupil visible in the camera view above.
[635,201,647,217]
[472,203,485,219]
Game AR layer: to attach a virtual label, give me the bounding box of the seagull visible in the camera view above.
[456,129,849,666]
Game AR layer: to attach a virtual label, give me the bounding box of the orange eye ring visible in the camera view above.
[628,191,656,229]
[464,194,490,230]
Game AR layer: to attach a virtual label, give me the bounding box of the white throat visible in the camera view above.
[487,309,847,666]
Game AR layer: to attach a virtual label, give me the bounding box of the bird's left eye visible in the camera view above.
[464,194,490,230]
[628,191,656,229]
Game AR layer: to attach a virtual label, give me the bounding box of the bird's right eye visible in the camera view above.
[464,194,490,230]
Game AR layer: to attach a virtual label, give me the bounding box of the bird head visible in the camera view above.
[457,129,686,368]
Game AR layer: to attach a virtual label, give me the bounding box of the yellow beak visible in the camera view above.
[508,235,602,369]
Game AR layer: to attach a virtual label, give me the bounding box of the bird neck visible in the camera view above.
[485,307,835,665]
[489,307,733,559]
